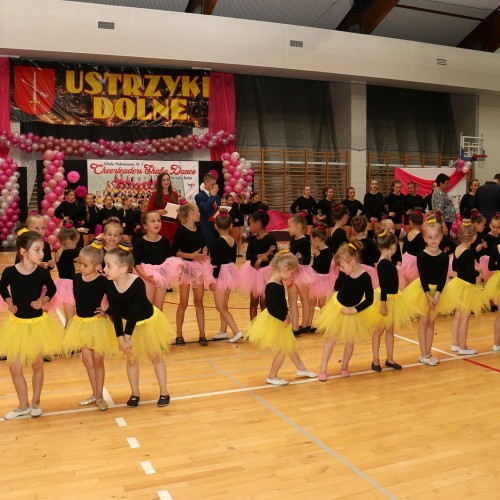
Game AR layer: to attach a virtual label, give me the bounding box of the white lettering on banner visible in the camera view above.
[86,159,200,205]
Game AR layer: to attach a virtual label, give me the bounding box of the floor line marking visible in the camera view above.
[157,490,173,500]
[102,386,116,408]
[140,461,156,475]
[207,359,397,500]
[2,351,497,422]
[115,417,127,427]
[127,437,140,449]
[463,358,500,373]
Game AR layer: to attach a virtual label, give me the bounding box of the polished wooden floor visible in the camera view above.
[1,250,500,499]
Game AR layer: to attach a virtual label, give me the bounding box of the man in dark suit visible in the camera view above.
[195,172,221,252]
[473,174,500,230]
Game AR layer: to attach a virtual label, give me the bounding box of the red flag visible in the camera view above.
[14,66,55,115]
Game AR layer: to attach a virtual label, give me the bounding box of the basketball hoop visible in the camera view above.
[471,154,487,161]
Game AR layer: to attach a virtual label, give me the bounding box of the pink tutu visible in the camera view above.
[309,271,335,301]
[447,253,457,281]
[215,263,241,292]
[46,278,75,310]
[141,257,185,289]
[400,253,419,289]
[239,261,272,298]
[293,264,316,287]
[361,264,379,288]
[179,259,215,289]
[478,256,493,283]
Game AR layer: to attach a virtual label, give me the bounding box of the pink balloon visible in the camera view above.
[227,166,235,175]
[229,178,237,187]
[47,234,57,244]
[47,221,57,232]
[456,159,464,169]
[59,180,68,189]
[54,151,64,161]
[230,158,239,167]
[47,165,57,175]
[43,150,55,161]
[46,207,55,217]
[53,172,64,182]
[46,192,57,203]
[52,160,61,168]
[223,173,232,181]
[221,153,231,161]
[233,171,241,179]
[54,186,64,196]
[48,179,57,188]
[247,168,254,176]
[224,185,232,194]
[234,184,243,193]
[222,160,230,169]
[244,174,253,182]
[41,199,50,210]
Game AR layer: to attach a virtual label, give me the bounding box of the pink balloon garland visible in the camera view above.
[0,130,236,158]
[221,152,254,201]
[0,156,21,248]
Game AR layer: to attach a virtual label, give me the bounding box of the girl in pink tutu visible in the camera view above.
[351,215,379,288]
[400,209,425,288]
[172,202,214,346]
[287,213,315,335]
[308,228,336,326]
[240,205,277,320]
[133,211,182,310]
[210,211,244,343]
[48,226,81,324]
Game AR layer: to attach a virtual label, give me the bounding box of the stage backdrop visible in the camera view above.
[11,59,209,127]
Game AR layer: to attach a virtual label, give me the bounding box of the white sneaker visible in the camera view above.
[429,355,440,365]
[266,377,289,386]
[212,332,228,340]
[493,345,500,352]
[421,355,438,366]
[4,407,31,420]
[30,405,43,417]
[458,348,477,355]
[296,369,317,378]
[228,331,244,343]
[450,345,459,352]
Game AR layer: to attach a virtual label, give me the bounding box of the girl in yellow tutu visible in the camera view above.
[485,241,500,351]
[63,241,118,411]
[371,228,421,372]
[0,228,62,420]
[104,240,175,408]
[316,239,374,381]
[244,251,316,386]
[448,220,490,355]
[403,217,454,366]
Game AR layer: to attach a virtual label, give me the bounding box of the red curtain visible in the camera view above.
[208,72,235,161]
[394,168,465,196]
[0,58,10,158]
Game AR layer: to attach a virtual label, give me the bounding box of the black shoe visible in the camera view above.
[43,356,52,362]
[371,362,382,372]
[166,288,173,293]
[127,395,140,407]
[308,326,317,333]
[175,337,186,346]
[0,356,6,361]
[157,395,170,407]
[199,337,209,346]
[385,360,403,370]
[293,329,302,337]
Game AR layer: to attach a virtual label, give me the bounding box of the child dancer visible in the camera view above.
[63,242,118,410]
[371,228,420,372]
[133,211,177,310]
[327,204,349,255]
[49,226,81,324]
[403,217,454,365]
[448,220,489,354]
[240,206,277,320]
[210,212,244,342]
[245,251,316,385]
[383,180,405,238]
[228,194,245,257]
[98,194,120,227]
[364,179,385,239]
[18,213,55,269]
[478,213,500,282]
[81,193,100,246]
[342,187,365,238]
[351,215,380,288]
[102,218,123,256]
[172,203,214,346]
[400,209,425,288]
[0,228,62,419]
[470,209,488,261]
[485,241,500,351]
[120,196,139,242]
[287,214,315,335]
[308,228,336,326]
[316,240,374,381]
[379,219,402,269]
[104,241,174,408]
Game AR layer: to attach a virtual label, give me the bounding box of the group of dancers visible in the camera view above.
[0,184,499,420]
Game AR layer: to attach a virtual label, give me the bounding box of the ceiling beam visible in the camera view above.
[336,0,399,34]
[458,7,500,52]
[185,0,218,15]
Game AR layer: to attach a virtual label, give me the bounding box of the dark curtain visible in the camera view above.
[235,75,336,150]
[367,86,458,154]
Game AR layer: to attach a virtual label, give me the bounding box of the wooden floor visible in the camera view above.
[1,250,500,499]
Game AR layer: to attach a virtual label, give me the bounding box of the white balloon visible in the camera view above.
[0,202,7,209]
[44,187,51,194]
[5,182,12,190]
[2,240,8,248]
[1,189,7,197]
[6,196,13,203]
[9,176,17,183]
[0,209,4,216]
[13,184,19,190]
[11,189,19,197]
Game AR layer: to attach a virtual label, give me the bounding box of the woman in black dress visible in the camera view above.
[316,186,335,236]
[342,187,365,238]
[290,186,317,236]
[364,179,385,239]
[459,178,480,219]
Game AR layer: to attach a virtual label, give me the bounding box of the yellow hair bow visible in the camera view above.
[378,229,387,237]
[91,240,103,249]
[462,221,471,227]
[118,243,132,252]
[348,243,356,250]
[278,245,290,254]
[17,228,28,236]
[426,217,437,224]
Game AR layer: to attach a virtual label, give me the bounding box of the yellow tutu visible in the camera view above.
[445,278,490,316]
[126,307,175,361]
[244,309,297,356]
[372,289,422,330]
[484,271,500,304]
[402,280,455,316]
[63,316,120,358]
[0,313,63,367]
[314,293,373,343]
